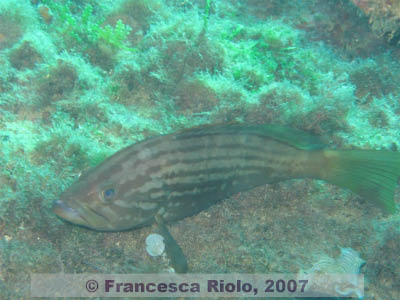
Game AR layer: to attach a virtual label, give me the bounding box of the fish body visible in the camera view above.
[53,123,399,231]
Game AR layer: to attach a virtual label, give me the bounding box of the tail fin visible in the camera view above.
[322,150,400,214]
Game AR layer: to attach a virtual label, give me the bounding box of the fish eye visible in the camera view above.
[103,188,115,201]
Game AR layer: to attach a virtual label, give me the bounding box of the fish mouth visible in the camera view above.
[53,199,116,231]
[53,200,89,227]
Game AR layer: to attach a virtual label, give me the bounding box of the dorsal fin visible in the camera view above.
[254,124,326,150]
[176,123,326,150]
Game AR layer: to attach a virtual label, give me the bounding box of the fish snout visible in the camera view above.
[52,200,88,227]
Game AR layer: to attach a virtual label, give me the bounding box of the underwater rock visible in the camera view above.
[366,218,400,298]
[9,41,42,70]
[174,79,219,114]
[38,5,53,24]
[351,0,400,45]
[0,15,23,50]
[298,248,365,299]
[37,60,77,105]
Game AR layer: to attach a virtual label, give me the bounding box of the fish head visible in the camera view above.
[53,160,155,231]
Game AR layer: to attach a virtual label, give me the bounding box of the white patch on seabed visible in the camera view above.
[146,233,165,257]
[297,247,365,299]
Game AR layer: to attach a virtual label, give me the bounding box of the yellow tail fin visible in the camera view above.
[322,150,400,214]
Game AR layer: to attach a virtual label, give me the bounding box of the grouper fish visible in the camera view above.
[53,123,400,231]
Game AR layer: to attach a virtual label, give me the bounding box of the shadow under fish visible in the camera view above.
[145,214,188,273]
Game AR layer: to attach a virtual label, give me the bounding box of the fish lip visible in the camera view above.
[53,200,88,226]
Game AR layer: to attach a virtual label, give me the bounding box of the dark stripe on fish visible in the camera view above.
[119,166,276,206]
[118,154,274,194]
